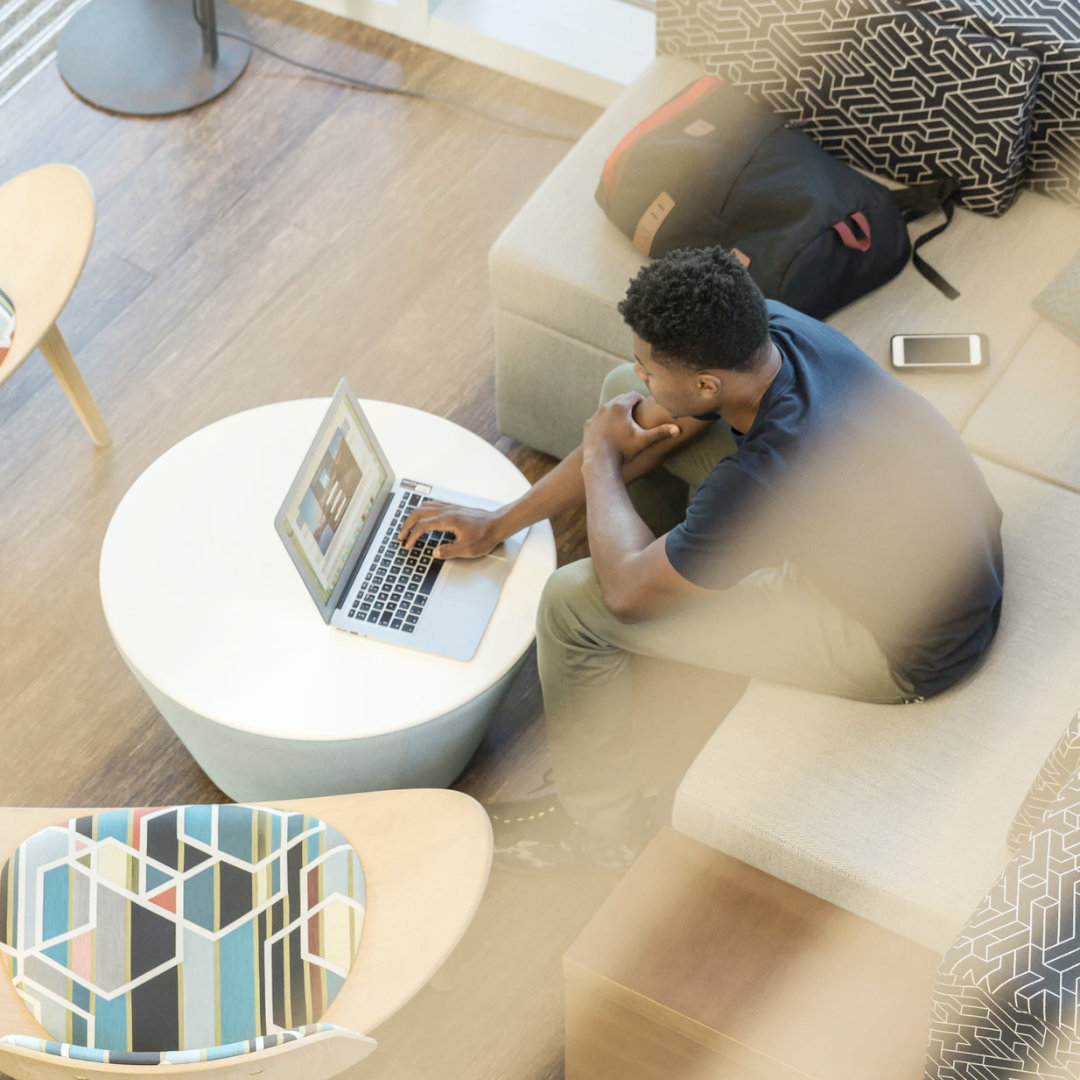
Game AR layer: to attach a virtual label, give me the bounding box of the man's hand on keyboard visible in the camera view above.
[398,502,502,560]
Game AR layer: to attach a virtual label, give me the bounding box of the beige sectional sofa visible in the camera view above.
[489,53,1080,952]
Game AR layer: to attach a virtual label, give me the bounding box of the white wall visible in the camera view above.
[297,0,655,106]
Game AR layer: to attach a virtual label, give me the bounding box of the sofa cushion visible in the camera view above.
[671,457,1080,951]
[828,190,1080,431]
[902,0,1080,207]
[656,0,1042,216]
[962,319,1080,493]
[0,805,366,1053]
[1032,249,1080,346]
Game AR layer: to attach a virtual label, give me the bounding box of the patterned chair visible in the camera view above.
[926,711,1080,1079]
[0,790,492,1079]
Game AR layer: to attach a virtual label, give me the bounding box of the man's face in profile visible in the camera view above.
[632,333,719,419]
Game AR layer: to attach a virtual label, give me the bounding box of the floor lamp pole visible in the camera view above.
[196,0,220,66]
[57,0,252,116]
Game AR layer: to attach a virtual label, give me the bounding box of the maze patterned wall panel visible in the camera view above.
[656,0,1041,216]
[924,777,1080,1079]
[902,0,1080,205]
[0,805,366,1054]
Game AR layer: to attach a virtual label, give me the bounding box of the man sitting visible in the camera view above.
[399,246,1004,872]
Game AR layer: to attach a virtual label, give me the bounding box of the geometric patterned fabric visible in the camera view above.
[656,0,1042,216]
[1032,253,1080,348]
[0,1023,372,1066]
[0,284,13,365]
[1009,710,1080,852]
[901,0,1080,206]
[0,806,365,1054]
[925,774,1080,1079]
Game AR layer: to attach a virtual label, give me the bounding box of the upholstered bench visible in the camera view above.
[490,2,1080,1076]
[491,46,1080,955]
[492,20,1080,1080]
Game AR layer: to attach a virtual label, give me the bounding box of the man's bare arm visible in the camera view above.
[399,395,713,558]
[581,400,711,620]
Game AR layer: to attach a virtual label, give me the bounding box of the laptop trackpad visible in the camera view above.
[441,556,506,610]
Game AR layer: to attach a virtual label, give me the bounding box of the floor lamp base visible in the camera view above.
[58,0,252,116]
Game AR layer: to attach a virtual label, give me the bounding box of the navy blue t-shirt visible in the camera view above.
[665,301,1004,698]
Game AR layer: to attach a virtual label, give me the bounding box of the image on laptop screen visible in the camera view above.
[279,392,389,604]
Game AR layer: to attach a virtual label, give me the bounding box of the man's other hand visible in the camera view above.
[398,502,501,560]
[583,392,680,466]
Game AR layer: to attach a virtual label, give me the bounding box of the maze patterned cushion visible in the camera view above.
[902,0,1080,206]
[925,775,1080,1079]
[0,805,366,1054]
[1008,710,1080,851]
[656,0,1041,216]
[1032,253,1080,347]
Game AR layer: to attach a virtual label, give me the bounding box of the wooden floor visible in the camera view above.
[0,8,743,1077]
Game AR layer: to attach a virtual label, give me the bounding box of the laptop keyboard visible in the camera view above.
[345,491,449,634]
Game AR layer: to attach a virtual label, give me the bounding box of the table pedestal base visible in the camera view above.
[125,652,528,800]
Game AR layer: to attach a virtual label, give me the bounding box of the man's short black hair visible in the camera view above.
[618,246,771,373]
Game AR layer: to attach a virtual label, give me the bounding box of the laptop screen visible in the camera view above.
[276,385,392,610]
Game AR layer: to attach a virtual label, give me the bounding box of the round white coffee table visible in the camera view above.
[99,398,556,800]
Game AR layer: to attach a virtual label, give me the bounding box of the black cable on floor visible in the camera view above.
[192,1,581,142]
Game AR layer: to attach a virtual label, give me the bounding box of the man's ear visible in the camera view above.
[696,372,722,400]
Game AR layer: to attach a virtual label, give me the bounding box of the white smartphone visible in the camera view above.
[890,333,987,369]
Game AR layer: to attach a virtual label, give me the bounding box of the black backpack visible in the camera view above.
[596,76,958,320]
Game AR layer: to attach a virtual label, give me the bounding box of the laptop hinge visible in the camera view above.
[400,478,433,494]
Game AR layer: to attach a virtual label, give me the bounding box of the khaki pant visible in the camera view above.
[539,364,914,839]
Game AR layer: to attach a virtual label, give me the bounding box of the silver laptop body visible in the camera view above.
[274,379,527,661]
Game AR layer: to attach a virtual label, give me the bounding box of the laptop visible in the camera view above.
[274,379,528,661]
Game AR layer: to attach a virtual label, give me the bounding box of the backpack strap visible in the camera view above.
[600,76,723,206]
[832,211,872,252]
[891,177,959,222]
[891,178,961,301]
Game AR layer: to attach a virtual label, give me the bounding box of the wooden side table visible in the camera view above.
[564,828,942,1080]
[0,164,110,446]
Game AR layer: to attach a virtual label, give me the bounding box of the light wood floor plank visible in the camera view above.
[0,6,618,1078]
[0,8,752,1078]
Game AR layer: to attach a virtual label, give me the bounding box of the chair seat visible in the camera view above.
[0,1022,377,1066]
[0,805,366,1053]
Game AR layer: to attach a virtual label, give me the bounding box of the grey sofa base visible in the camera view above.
[495,309,633,462]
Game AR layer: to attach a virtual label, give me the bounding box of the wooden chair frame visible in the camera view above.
[0,789,492,1080]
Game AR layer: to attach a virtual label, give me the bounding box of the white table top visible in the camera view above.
[99,399,556,741]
